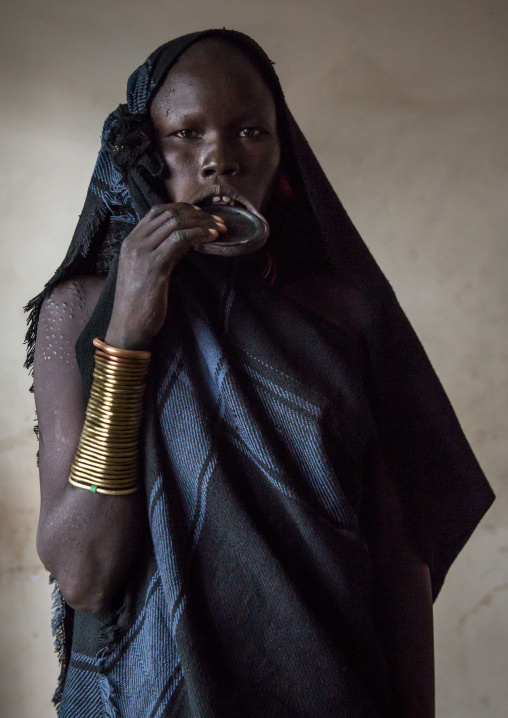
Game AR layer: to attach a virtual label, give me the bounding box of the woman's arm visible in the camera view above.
[34,276,147,613]
[34,204,226,613]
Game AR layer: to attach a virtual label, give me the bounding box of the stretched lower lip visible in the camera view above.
[191,185,255,213]
[195,204,270,256]
[203,199,245,209]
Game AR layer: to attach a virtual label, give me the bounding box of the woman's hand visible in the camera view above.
[105,203,226,350]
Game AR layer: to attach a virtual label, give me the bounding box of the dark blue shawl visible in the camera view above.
[26,30,494,717]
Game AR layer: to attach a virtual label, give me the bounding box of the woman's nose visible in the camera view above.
[200,139,240,178]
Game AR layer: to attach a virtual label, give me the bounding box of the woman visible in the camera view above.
[27,30,494,717]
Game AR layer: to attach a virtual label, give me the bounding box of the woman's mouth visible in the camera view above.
[210,195,241,207]
[190,184,270,256]
[189,185,255,214]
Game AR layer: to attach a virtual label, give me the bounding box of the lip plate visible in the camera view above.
[195,204,270,257]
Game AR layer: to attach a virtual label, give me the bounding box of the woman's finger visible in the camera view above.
[142,215,223,254]
[140,204,226,248]
[155,225,220,270]
[144,203,225,230]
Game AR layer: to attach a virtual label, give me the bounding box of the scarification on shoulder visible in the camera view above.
[38,277,105,365]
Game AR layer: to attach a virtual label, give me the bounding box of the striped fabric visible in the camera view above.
[26,29,493,718]
[57,256,392,716]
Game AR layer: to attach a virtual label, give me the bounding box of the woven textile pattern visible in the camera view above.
[27,29,494,717]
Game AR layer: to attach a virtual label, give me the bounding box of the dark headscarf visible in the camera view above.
[26,30,494,716]
[24,29,377,369]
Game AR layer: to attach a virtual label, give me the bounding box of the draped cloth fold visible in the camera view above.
[26,29,494,717]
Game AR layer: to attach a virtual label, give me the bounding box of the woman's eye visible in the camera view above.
[172,129,200,139]
[239,128,265,138]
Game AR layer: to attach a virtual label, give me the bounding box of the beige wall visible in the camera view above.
[1,1,506,715]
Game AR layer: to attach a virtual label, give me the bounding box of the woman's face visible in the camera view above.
[150,39,281,214]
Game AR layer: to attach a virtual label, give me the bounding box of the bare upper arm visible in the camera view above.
[33,275,105,515]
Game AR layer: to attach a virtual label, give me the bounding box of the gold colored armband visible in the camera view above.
[68,338,151,496]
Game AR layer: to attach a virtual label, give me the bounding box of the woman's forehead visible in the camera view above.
[173,36,261,72]
[151,39,276,118]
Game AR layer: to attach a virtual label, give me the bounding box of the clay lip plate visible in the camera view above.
[195,205,270,256]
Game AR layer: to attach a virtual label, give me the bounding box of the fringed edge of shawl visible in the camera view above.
[96,602,129,654]
[95,602,129,717]
[23,202,109,376]
[49,575,72,710]
[98,675,120,718]
[49,570,128,715]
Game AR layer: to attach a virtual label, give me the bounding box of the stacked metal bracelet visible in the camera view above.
[68,337,151,496]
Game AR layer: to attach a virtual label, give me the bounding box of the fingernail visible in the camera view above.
[192,205,202,210]
[208,228,219,238]
[212,215,225,222]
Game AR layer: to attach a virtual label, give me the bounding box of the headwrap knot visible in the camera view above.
[107,104,166,180]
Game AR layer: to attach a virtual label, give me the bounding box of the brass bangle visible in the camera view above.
[94,352,149,369]
[75,434,137,449]
[93,486,139,496]
[81,419,140,436]
[71,451,139,468]
[86,397,143,412]
[70,476,138,489]
[70,474,138,486]
[93,337,151,361]
[75,434,139,452]
[73,467,137,478]
[86,402,143,416]
[85,405,143,424]
[75,448,139,462]
[94,354,150,368]
[69,478,139,496]
[91,379,146,394]
[78,441,139,453]
[93,362,148,379]
[70,479,138,492]
[80,418,137,434]
[86,398,143,414]
[71,458,138,475]
[94,356,149,374]
[92,373,147,389]
[84,407,141,423]
[68,338,150,496]
[70,465,138,481]
[70,461,138,479]
[90,387,145,400]
[93,372,147,387]
[70,471,138,486]
[70,467,138,484]
[78,439,139,453]
[83,418,141,435]
[74,451,138,467]
[91,368,146,383]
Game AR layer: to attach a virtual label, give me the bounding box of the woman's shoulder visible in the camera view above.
[43,274,106,304]
[35,275,106,366]
[39,275,106,329]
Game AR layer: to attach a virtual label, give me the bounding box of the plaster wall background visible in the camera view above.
[0,0,506,715]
